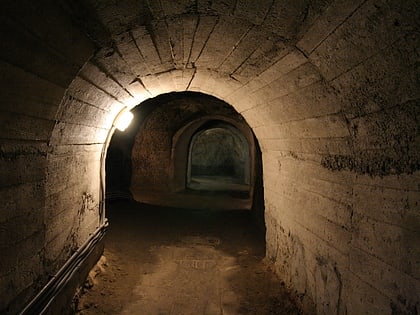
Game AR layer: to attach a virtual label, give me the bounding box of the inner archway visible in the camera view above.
[187,121,250,192]
[126,92,260,211]
[1,1,418,314]
[80,91,290,315]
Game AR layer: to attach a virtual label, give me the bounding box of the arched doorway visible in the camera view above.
[187,121,250,192]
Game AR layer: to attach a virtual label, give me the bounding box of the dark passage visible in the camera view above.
[74,201,301,315]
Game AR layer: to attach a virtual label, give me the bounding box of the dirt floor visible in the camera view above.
[74,201,302,315]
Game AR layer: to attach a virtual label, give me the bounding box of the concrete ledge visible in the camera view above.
[133,190,252,211]
[106,190,133,201]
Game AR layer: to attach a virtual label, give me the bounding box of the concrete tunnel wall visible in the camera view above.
[0,0,419,314]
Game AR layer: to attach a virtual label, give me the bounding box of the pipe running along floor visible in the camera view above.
[74,201,302,315]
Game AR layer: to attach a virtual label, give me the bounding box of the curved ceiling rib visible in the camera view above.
[57,0,341,145]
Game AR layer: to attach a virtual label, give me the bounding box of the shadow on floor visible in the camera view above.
[74,201,302,315]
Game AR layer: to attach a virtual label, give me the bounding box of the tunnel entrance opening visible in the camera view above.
[84,92,277,314]
[187,121,251,193]
[90,104,269,313]
[104,91,263,212]
[103,91,265,222]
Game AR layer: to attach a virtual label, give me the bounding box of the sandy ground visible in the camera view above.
[74,201,302,315]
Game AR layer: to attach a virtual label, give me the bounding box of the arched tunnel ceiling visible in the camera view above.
[64,0,330,106]
[0,1,419,313]
[67,0,329,72]
[51,0,418,178]
[61,0,418,121]
[1,0,417,172]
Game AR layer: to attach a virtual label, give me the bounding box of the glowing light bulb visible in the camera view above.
[114,109,134,131]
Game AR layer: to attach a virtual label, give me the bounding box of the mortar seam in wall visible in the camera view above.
[261,137,349,147]
[350,180,420,191]
[302,205,350,233]
[299,186,352,208]
[247,110,346,129]
[158,0,166,20]
[186,67,197,91]
[346,269,395,300]
[293,44,309,59]
[0,59,68,99]
[227,44,298,93]
[76,73,127,106]
[216,24,255,71]
[186,15,201,66]
[238,87,319,115]
[266,206,345,254]
[64,91,114,112]
[228,44,261,78]
[264,152,322,162]
[349,245,418,284]
[262,0,277,24]
[351,210,419,233]
[52,119,109,130]
[0,178,46,191]
[0,109,57,123]
[1,229,44,251]
[130,77,153,97]
[231,0,239,16]
[0,138,48,146]
[47,153,101,162]
[229,46,311,100]
[260,149,344,162]
[328,33,417,83]
[145,14,165,65]
[262,136,349,142]
[256,136,349,142]
[293,175,355,192]
[129,31,154,77]
[91,57,137,100]
[344,97,420,120]
[52,143,104,147]
[238,76,324,116]
[268,155,321,166]
[251,59,314,94]
[163,17,177,68]
[267,207,349,257]
[0,58,69,90]
[193,16,220,64]
[306,0,369,55]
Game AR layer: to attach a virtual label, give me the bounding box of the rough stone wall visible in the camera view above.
[0,0,418,314]
[190,127,248,180]
[130,105,176,192]
[130,94,245,194]
[0,3,95,312]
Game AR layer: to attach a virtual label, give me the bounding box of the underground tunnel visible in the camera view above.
[106,92,260,211]
[83,91,276,314]
[0,0,419,314]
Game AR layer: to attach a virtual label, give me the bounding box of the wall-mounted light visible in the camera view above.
[113,108,134,131]
[99,106,134,225]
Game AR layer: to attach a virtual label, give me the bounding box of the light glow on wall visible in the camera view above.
[114,108,134,131]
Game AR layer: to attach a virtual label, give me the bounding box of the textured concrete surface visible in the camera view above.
[129,93,248,192]
[0,0,419,314]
